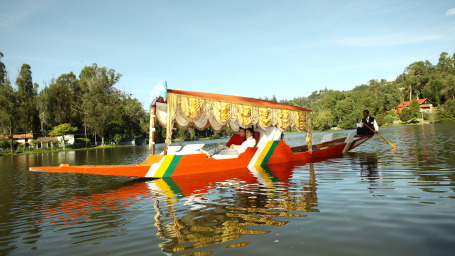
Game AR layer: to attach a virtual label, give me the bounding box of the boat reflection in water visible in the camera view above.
[151,162,318,254]
[44,162,318,254]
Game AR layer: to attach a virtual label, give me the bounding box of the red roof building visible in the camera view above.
[397,99,433,113]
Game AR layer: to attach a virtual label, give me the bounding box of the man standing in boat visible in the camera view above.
[356,110,378,136]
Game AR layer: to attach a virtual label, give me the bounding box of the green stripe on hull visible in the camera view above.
[163,155,183,177]
[262,141,279,165]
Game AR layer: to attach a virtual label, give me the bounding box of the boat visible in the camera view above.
[43,161,319,253]
[29,81,372,178]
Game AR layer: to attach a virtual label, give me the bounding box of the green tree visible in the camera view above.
[79,64,122,145]
[383,111,396,125]
[409,99,421,122]
[0,84,19,152]
[0,52,8,86]
[16,64,39,133]
[422,79,443,106]
[437,52,455,75]
[313,110,334,130]
[49,123,78,148]
[37,72,83,136]
[399,108,411,123]
[404,61,430,100]
[441,75,455,102]
[113,134,123,145]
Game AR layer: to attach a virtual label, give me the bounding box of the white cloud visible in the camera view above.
[447,8,455,16]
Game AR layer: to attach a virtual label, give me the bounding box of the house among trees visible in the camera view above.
[0,133,34,144]
[397,99,433,113]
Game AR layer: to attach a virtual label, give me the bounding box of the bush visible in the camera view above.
[73,138,91,148]
[0,139,9,150]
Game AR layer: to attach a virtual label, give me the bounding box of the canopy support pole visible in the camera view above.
[149,105,156,155]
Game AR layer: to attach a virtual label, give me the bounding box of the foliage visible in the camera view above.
[283,52,455,127]
[399,108,412,123]
[437,99,455,122]
[0,139,10,150]
[16,64,40,133]
[409,99,421,122]
[0,51,7,86]
[113,134,123,145]
[0,83,19,153]
[49,123,78,148]
[1,50,454,152]
[79,64,122,145]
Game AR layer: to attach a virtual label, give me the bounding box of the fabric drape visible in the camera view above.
[157,91,313,151]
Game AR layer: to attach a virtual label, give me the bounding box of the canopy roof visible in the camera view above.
[167,89,312,112]
[149,81,312,150]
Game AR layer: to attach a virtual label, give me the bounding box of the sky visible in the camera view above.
[1,0,454,107]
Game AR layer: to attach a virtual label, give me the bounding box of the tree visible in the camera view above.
[79,64,122,145]
[404,61,430,100]
[49,123,78,148]
[313,110,334,130]
[441,75,455,102]
[37,73,81,135]
[0,51,8,86]
[16,64,39,133]
[0,84,19,152]
[113,134,123,145]
[399,108,411,123]
[437,52,455,75]
[409,99,421,122]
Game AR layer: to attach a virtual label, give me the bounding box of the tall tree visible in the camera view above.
[441,75,455,102]
[409,99,421,121]
[437,52,455,75]
[79,64,122,145]
[16,64,39,133]
[37,72,81,135]
[0,84,19,152]
[0,51,8,86]
[404,61,430,100]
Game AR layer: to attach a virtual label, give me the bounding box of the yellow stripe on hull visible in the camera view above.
[155,155,175,178]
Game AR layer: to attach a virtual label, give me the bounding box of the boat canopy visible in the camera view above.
[149,81,313,151]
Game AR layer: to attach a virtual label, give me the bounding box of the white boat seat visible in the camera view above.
[167,145,182,154]
[158,145,182,155]
[176,143,205,155]
[321,133,333,143]
[212,155,239,159]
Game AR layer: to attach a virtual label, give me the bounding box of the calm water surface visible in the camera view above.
[1,124,454,256]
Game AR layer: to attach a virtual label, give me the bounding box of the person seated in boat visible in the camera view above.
[200,128,246,156]
[356,110,378,137]
[202,127,256,157]
[230,127,256,154]
[226,127,246,148]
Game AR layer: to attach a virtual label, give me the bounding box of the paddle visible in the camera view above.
[361,120,398,148]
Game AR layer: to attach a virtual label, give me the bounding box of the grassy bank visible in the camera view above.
[0,144,136,157]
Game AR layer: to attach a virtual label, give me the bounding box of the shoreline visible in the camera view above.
[0,121,448,157]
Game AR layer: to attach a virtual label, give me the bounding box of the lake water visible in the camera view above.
[1,123,454,256]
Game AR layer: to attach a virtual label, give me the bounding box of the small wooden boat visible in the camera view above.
[29,81,372,178]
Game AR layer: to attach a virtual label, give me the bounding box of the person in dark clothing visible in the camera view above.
[356,110,378,136]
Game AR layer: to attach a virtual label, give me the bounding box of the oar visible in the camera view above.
[361,120,398,148]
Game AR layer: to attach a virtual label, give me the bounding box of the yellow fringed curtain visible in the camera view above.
[164,92,312,149]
